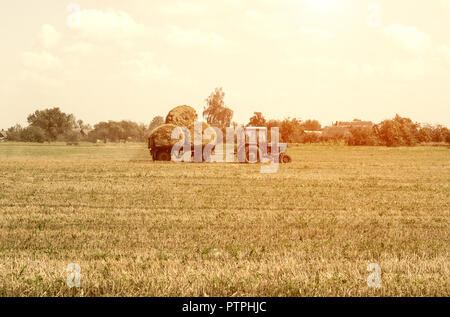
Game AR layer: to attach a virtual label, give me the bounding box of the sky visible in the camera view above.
[1,0,450,129]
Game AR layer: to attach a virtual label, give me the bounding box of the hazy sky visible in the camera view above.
[1,0,450,129]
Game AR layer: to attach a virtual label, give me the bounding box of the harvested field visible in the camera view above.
[0,142,448,296]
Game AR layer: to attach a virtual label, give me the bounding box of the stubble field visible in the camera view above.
[0,142,448,296]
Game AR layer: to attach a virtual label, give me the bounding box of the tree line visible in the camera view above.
[5,108,153,144]
[2,87,449,146]
[203,89,449,147]
[245,112,450,147]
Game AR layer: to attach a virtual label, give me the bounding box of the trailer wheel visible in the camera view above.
[156,150,171,161]
[237,144,246,163]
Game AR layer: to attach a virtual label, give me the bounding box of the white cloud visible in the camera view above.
[441,0,450,10]
[37,24,61,48]
[244,9,333,42]
[167,26,226,47]
[438,45,450,65]
[299,26,333,44]
[19,70,63,88]
[345,63,359,78]
[121,52,170,80]
[21,51,62,72]
[303,0,340,13]
[290,56,340,69]
[63,42,94,54]
[160,2,207,15]
[383,24,431,54]
[20,51,64,88]
[244,10,288,38]
[390,58,426,80]
[75,9,150,39]
[362,64,377,77]
[245,10,264,20]
[344,63,378,79]
[63,9,155,55]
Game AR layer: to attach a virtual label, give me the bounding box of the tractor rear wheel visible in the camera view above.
[281,153,292,164]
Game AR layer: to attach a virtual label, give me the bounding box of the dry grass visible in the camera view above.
[0,142,448,297]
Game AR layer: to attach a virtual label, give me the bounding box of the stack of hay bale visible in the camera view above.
[148,123,179,148]
[148,105,215,160]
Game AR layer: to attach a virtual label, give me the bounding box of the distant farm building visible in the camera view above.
[323,120,373,138]
[303,130,323,136]
[334,120,373,128]
[75,128,91,137]
[0,129,7,142]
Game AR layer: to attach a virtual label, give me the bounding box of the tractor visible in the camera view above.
[237,127,292,164]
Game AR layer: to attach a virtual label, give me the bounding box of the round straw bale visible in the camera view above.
[190,122,217,146]
[149,124,180,148]
[150,122,217,148]
[165,105,198,128]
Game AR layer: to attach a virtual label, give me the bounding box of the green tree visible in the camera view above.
[374,114,419,147]
[266,118,304,143]
[148,116,165,133]
[300,120,322,131]
[375,119,403,147]
[431,125,447,142]
[247,112,267,127]
[88,120,148,142]
[417,125,433,143]
[301,132,321,144]
[20,126,47,143]
[347,126,378,146]
[6,124,23,141]
[27,107,76,141]
[203,88,234,129]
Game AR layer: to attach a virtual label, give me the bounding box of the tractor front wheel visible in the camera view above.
[280,153,292,164]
